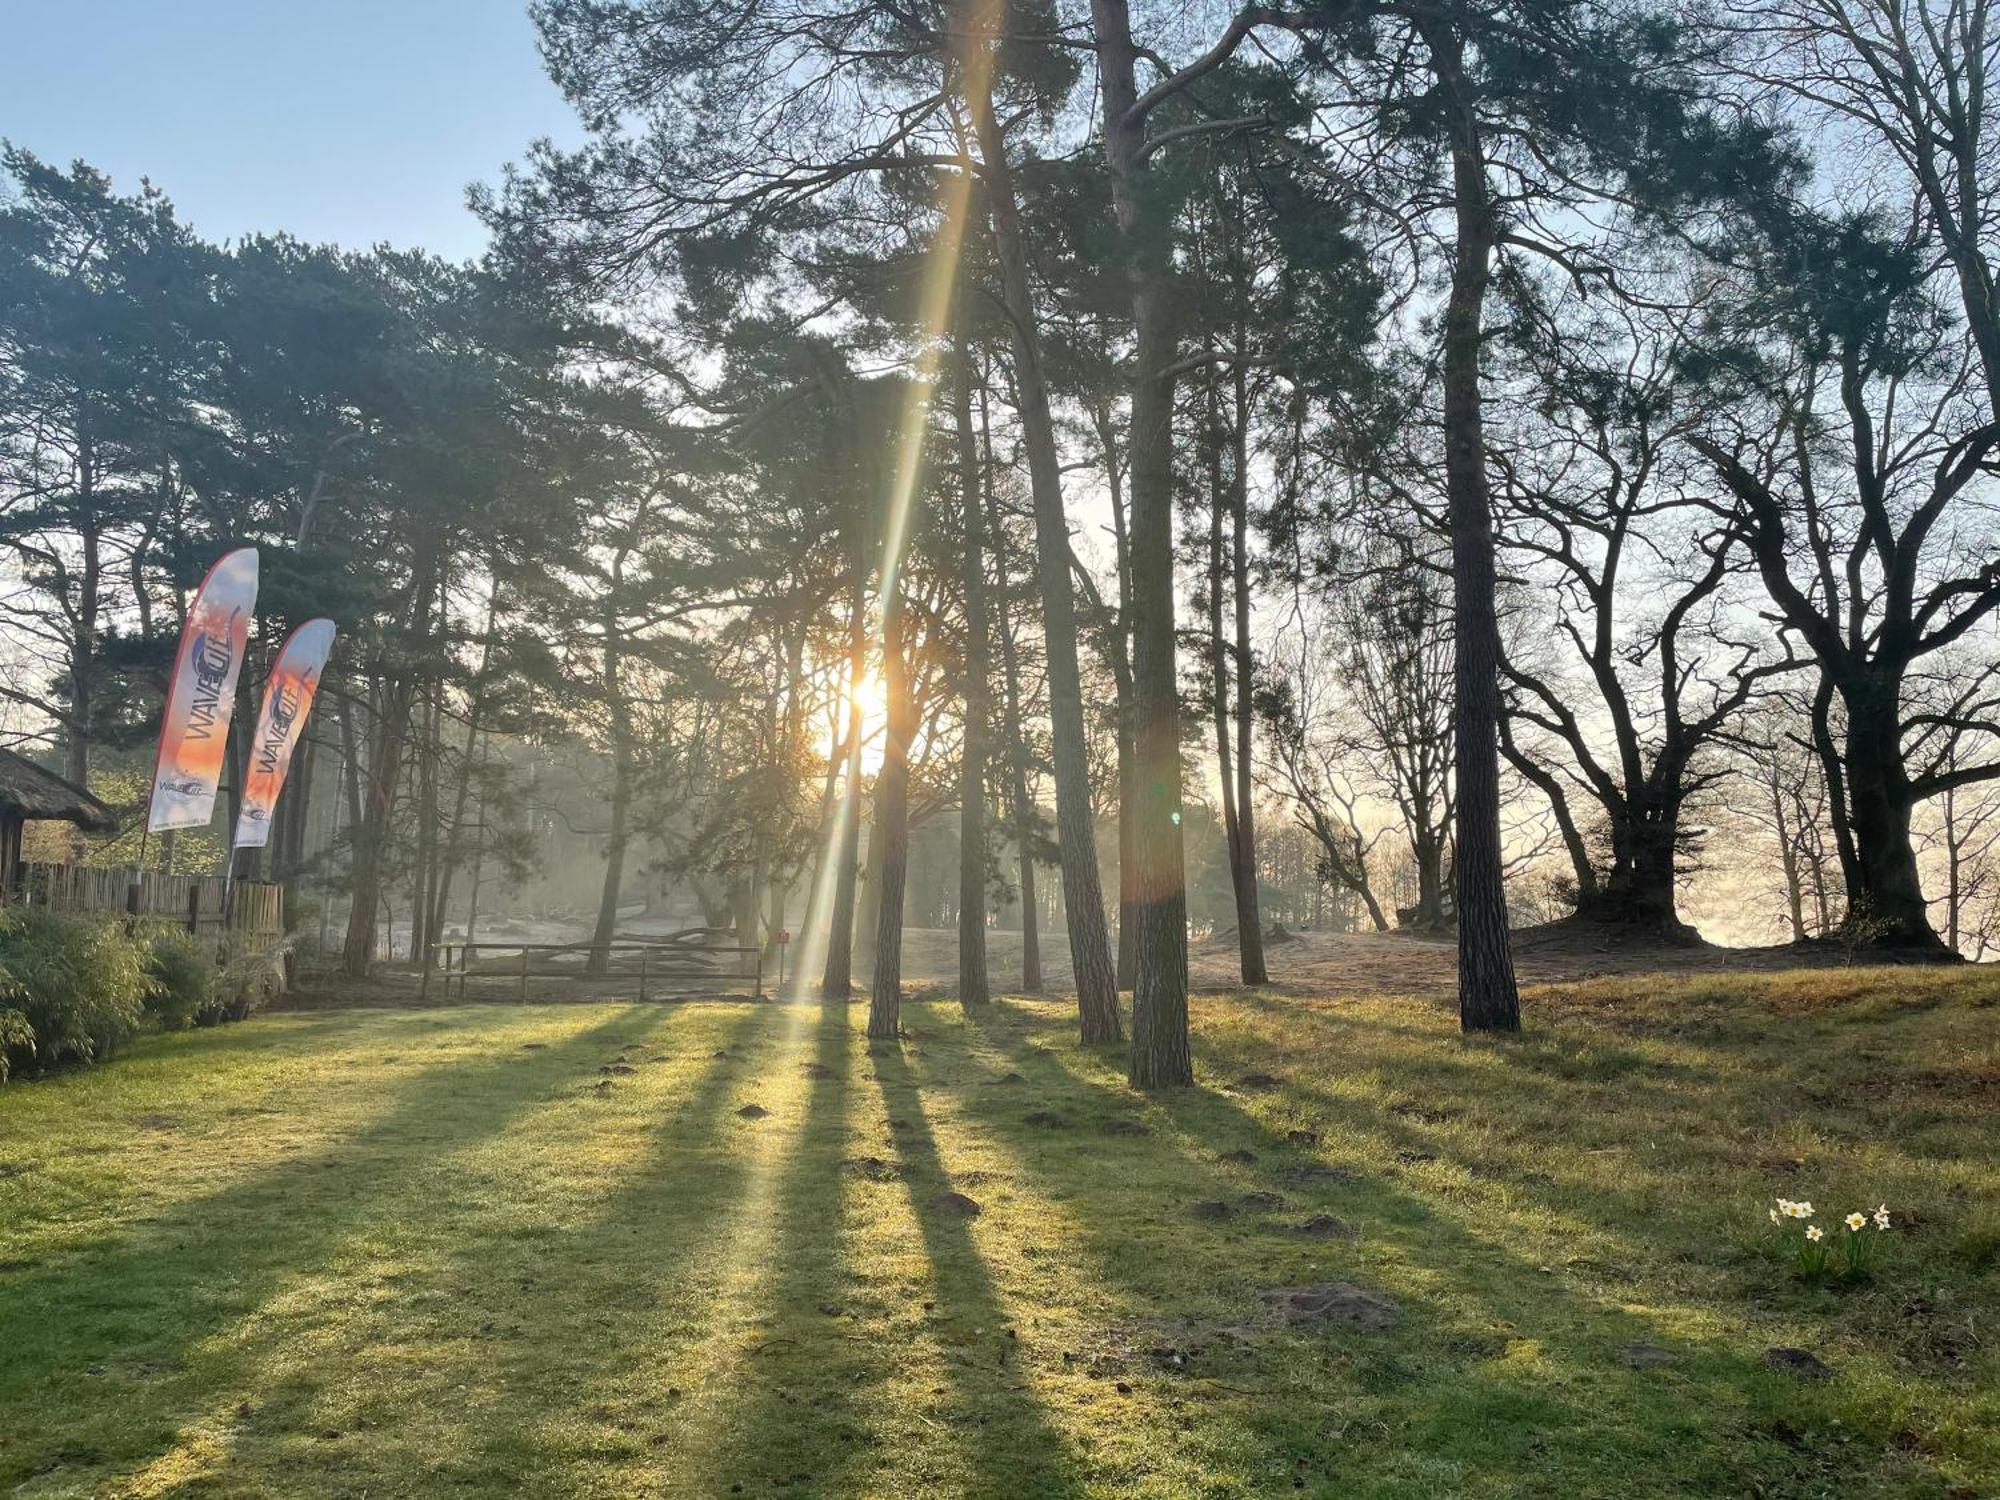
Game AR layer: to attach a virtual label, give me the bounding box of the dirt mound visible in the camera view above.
[1265,1282,1400,1331]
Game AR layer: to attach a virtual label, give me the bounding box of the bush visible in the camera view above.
[219,938,287,1021]
[145,928,222,1029]
[0,909,155,1076]
[0,1006,32,1083]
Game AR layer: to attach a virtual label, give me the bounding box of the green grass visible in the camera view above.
[2,966,1997,1498]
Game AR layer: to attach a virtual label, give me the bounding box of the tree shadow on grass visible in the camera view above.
[866,1037,1094,1499]
[948,1001,1971,1498]
[0,1004,672,1490]
[681,1001,887,1497]
[411,1002,784,1493]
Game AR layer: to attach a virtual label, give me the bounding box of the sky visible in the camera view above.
[2,0,584,261]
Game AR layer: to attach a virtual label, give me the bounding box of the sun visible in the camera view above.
[818,666,891,766]
[853,666,889,726]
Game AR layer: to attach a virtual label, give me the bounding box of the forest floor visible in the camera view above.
[3,966,1998,1497]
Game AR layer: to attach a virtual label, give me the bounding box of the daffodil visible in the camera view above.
[1770,1208,1782,1224]
[1845,1212,1866,1232]
[1806,1225,1824,1242]
[1874,1205,1891,1230]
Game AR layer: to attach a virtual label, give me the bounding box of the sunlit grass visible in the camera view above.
[2,967,1996,1496]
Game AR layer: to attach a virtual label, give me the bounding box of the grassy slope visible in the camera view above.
[0,967,1996,1499]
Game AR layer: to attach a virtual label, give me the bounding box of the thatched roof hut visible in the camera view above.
[0,750,118,893]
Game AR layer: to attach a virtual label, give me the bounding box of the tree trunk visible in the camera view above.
[966,67,1120,1041]
[855,807,885,979]
[1592,808,1690,934]
[412,679,444,967]
[1841,682,1943,950]
[1422,18,1520,1032]
[588,607,633,974]
[868,596,915,1039]
[820,568,869,997]
[429,591,499,956]
[1095,403,1141,992]
[1229,369,1267,984]
[341,552,440,977]
[953,318,992,1009]
[67,522,101,792]
[986,444,1043,992]
[1091,0,1189,1085]
[1766,760,1808,942]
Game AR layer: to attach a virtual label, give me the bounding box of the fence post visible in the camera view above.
[639,949,649,1003]
[753,947,764,1001]
[519,946,528,1001]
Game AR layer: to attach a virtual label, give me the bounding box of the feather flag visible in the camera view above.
[147,546,259,833]
[232,617,336,849]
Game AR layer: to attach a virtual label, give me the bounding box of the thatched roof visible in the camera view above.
[0,750,118,832]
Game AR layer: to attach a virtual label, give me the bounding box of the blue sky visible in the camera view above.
[3,0,584,260]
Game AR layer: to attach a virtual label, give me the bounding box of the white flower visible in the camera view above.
[1770,1208,1782,1224]
[1874,1205,1891,1230]
[1806,1225,1824,1242]
[1845,1212,1866,1232]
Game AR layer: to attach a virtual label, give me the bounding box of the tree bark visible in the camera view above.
[1224,364,1266,981]
[820,562,869,997]
[965,63,1120,1041]
[988,481,1044,992]
[1841,679,1938,948]
[1091,0,1190,1085]
[868,595,915,1038]
[588,610,633,974]
[952,318,992,1008]
[1421,16,1521,1032]
[1093,403,1141,992]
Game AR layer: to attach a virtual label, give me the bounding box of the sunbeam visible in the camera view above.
[788,20,994,1001]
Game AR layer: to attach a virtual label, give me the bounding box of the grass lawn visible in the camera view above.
[2,968,1998,1498]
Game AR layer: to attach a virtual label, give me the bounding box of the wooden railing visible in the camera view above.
[432,929,764,1001]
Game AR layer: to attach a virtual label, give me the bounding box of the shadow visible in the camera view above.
[687,1002,880,1495]
[867,1039,1093,1498]
[0,1004,673,1488]
[945,1000,1971,1497]
[439,1002,781,1492]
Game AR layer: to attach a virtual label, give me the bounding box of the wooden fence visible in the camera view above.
[434,929,764,1001]
[14,861,284,953]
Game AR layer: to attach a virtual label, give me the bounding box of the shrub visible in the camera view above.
[218,936,287,1022]
[145,928,221,1030]
[0,908,155,1075]
[0,1006,32,1083]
